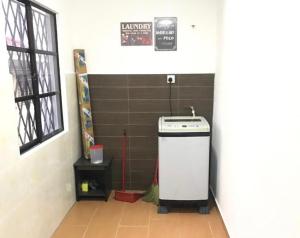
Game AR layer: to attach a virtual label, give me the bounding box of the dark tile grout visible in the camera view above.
[89,74,214,189]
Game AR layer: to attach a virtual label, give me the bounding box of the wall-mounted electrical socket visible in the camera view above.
[167,75,175,84]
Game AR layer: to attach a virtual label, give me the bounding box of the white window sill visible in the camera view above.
[20,129,68,160]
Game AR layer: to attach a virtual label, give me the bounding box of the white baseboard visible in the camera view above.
[210,186,231,237]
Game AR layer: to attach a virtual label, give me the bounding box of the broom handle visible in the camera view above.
[122,130,127,191]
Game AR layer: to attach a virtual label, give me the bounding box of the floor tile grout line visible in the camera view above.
[53,198,227,238]
[145,204,151,238]
[113,202,126,238]
[81,205,99,238]
[208,221,216,238]
[118,225,149,228]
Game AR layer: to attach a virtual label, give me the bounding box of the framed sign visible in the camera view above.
[154,17,177,51]
[121,22,152,46]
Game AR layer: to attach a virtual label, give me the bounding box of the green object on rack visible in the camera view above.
[81,182,89,192]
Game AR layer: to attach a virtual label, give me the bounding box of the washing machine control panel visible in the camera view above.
[159,116,210,133]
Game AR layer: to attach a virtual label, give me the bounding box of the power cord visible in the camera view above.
[168,78,173,116]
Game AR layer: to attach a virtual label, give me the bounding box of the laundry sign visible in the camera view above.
[154,17,177,51]
[120,22,152,46]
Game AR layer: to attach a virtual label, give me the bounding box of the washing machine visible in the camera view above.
[158,116,210,214]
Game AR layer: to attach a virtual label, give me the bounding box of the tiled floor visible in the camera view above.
[52,192,228,238]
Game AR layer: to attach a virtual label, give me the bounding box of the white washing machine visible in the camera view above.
[158,116,210,213]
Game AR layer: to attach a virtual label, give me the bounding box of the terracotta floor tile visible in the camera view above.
[209,225,229,238]
[180,213,213,238]
[209,206,221,216]
[149,208,181,222]
[120,200,151,226]
[51,225,86,238]
[116,227,148,238]
[89,200,124,226]
[208,207,229,238]
[63,201,99,226]
[149,219,181,238]
[84,223,117,238]
[51,195,229,238]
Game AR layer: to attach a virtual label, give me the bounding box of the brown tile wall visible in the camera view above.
[88,74,214,190]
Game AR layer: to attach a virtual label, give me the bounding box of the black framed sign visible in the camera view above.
[120,22,152,46]
[154,17,177,51]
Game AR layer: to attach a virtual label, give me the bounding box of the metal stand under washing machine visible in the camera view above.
[158,116,210,214]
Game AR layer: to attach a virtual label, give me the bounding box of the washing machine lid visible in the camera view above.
[158,116,210,133]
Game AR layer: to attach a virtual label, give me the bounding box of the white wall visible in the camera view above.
[0,0,80,237]
[211,0,300,237]
[68,0,217,74]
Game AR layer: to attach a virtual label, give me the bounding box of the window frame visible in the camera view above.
[4,0,64,153]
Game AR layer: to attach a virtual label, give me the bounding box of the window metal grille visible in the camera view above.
[2,0,63,153]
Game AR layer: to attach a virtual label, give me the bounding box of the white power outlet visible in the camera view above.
[167,75,175,84]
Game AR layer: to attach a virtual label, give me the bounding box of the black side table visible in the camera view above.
[73,157,112,201]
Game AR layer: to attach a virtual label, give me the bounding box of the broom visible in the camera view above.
[115,130,144,203]
[142,158,159,205]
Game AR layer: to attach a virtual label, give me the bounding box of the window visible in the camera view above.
[1,0,63,153]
